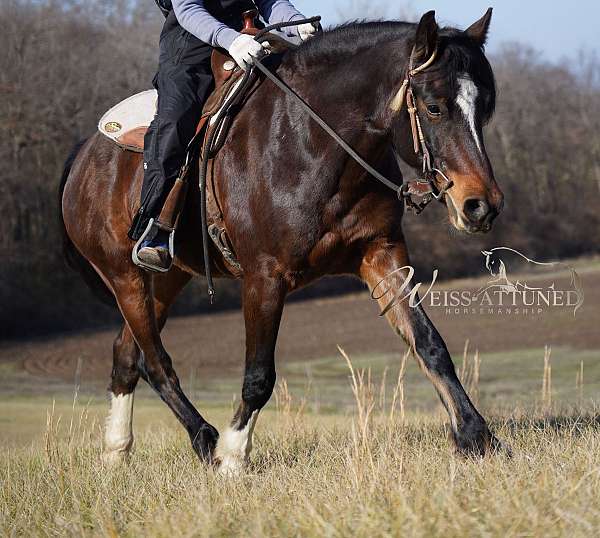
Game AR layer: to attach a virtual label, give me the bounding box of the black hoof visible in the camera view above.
[191,423,219,463]
[452,417,497,457]
[452,418,512,458]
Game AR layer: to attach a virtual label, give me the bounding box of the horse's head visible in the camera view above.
[393,9,503,233]
[481,249,499,276]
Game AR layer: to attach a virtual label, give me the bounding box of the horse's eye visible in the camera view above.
[426,104,441,116]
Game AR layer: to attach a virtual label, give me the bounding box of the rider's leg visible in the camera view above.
[129,54,214,270]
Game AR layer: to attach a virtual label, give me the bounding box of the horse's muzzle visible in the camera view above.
[462,197,500,233]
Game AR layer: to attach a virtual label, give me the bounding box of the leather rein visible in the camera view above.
[251,18,453,214]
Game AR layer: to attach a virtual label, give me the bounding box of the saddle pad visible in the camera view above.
[97,74,244,153]
[98,89,157,152]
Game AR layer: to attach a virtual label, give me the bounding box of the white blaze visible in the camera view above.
[456,76,482,153]
[104,392,135,461]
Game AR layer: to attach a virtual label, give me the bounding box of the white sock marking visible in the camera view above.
[216,411,259,476]
[456,76,482,153]
[104,392,134,457]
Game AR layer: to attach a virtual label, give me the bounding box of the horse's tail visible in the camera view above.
[58,139,117,308]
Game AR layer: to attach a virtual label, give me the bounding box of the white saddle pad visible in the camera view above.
[98,89,157,144]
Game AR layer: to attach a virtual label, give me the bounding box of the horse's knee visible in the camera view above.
[242,363,276,410]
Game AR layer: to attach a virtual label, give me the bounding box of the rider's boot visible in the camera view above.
[136,226,172,270]
[132,177,188,273]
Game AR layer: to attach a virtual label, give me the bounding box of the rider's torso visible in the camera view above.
[161,0,258,64]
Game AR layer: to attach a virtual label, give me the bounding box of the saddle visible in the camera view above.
[99,53,248,152]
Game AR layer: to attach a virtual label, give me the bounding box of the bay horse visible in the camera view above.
[60,10,506,474]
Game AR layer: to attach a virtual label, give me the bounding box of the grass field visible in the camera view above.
[1,259,599,536]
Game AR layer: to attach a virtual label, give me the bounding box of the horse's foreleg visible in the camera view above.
[360,240,504,456]
[103,266,193,463]
[108,267,218,462]
[215,273,286,475]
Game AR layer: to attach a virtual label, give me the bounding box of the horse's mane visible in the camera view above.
[291,21,415,62]
[287,20,496,117]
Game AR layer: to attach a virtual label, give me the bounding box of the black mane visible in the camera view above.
[291,21,415,63]
[288,21,496,116]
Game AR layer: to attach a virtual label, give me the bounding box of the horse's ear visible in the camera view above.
[482,250,491,256]
[465,7,493,47]
[414,10,438,62]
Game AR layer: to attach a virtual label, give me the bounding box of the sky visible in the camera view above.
[290,0,600,62]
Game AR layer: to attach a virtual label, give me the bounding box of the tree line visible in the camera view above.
[1,0,598,338]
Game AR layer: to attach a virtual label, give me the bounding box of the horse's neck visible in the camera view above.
[293,38,409,121]
[287,41,409,165]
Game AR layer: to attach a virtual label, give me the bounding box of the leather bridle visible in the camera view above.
[391,45,454,213]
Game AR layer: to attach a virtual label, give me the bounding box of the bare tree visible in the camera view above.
[1,0,598,338]
[335,0,415,23]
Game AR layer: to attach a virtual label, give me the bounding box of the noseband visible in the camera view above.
[391,46,453,213]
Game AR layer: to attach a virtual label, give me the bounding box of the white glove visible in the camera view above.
[297,21,322,42]
[228,34,270,69]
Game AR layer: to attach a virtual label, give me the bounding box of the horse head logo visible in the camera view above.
[477,247,584,316]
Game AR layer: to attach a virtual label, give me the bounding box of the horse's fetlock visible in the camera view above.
[191,423,219,463]
[453,414,490,456]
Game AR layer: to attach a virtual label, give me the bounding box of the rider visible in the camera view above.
[129,0,321,271]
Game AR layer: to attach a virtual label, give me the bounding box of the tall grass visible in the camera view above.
[1,349,600,537]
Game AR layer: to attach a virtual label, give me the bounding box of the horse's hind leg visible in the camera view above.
[103,267,191,463]
[103,324,140,464]
[105,269,218,460]
[103,267,191,462]
[215,274,286,475]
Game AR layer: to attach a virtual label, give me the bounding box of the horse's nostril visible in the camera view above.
[462,198,490,225]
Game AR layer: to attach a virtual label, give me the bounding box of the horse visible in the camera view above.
[60,10,506,474]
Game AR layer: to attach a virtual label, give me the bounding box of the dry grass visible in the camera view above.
[2,350,600,537]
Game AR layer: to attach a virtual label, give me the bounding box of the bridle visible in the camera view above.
[391,45,454,213]
[251,19,454,214]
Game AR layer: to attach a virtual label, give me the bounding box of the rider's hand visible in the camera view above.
[228,34,270,70]
[297,21,322,41]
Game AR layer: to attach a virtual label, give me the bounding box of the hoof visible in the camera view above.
[192,423,220,463]
[215,455,245,477]
[101,449,130,466]
[452,418,496,457]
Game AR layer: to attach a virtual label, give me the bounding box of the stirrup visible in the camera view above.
[131,218,175,273]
